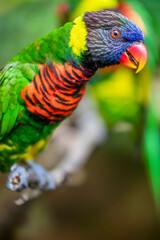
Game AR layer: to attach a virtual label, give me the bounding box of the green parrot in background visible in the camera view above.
[0,9,147,191]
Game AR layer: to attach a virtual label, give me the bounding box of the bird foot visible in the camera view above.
[6,161,55,192]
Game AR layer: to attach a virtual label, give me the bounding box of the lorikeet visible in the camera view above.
[2,10,147,191]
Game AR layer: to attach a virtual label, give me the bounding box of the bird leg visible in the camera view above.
[6,161,55,192]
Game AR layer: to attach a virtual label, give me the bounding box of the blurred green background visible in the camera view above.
[0,0,160,239]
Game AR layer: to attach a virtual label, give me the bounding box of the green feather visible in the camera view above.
[2,93,10,113]
[0,110,11,136]
[6,105,20,134]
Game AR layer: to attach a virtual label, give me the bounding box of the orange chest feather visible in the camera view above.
[21,61,94,123]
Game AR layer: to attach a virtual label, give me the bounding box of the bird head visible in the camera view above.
[69,10,147,73]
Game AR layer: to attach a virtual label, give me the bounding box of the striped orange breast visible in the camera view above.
[21,61,94,123]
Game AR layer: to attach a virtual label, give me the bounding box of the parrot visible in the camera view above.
[0,9,147,192]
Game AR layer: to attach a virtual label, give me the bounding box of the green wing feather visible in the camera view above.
[0,62,38,140]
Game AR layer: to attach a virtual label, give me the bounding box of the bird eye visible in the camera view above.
[111,30,120,39]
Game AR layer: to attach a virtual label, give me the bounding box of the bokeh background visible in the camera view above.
[0,0,160,239]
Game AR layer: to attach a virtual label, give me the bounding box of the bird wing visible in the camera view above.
[0,62,38,140]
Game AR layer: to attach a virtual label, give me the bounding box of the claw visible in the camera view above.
[6,161,55,192]
[6,165,28,192]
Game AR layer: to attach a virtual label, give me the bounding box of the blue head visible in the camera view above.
[83,10,147,71]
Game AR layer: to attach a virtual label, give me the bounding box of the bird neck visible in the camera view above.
[69,16,88,58]
[51,16,97,74]
[68,16,99,71]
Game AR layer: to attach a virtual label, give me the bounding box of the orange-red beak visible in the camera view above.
[119,43,147,73]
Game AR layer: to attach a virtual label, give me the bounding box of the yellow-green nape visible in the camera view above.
[69,16,88,57]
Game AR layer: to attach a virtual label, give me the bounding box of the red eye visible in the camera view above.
[111,30,120,39]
